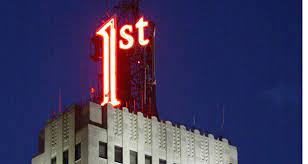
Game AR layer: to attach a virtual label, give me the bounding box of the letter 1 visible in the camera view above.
[96,17,120,106]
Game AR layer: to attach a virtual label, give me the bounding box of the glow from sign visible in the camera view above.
[96,16,150,107]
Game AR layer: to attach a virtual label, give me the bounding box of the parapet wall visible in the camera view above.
[89,102,238,164]
[33,101,238,164]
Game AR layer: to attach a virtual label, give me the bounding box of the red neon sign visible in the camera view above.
[96,16,150,107]
[135,17,150,46]
[119,24,134,49]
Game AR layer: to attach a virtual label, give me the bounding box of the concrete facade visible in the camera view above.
[32,102,238,164]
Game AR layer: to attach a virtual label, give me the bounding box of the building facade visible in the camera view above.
[32,102,238,164]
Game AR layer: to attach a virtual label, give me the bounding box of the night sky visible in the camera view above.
[0,0,301,163]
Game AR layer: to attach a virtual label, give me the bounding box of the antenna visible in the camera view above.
[221,104,225,129]
[58,88,62,113]
[193,114,196,129]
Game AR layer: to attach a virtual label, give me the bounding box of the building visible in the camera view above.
[32,102,238,164]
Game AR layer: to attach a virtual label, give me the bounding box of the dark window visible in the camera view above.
[63,150,68,164]
[114,146,123,163]
[130,150,138,164]
[145,155,152,164]
[51,157,56,164]
[75,143,81,161]
[99,142,107,159]
[159,159,166,164]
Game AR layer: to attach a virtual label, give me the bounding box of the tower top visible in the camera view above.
[90,1,158,117]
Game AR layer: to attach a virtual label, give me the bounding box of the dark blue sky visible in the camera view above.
[0,0,301,163]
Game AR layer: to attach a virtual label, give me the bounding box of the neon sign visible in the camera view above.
[96,16,150,106]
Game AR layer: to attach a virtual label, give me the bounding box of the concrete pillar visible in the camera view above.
[208,134,215,164]
[151,116,159,164]
[89,102,102,124]
[107,103,115,164]
[56,117,63,164]
[137,112,145,164]
[68,111,75,164]
[44,124,51,164]
[88,126,98,164]
[194,129,201,164]
[165,121,173,164]
[122,107,130,164]
[180,125,187,164]
[220,138,230,164]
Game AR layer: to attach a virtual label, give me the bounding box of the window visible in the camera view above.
[145,155,152,164]
[63,150,68,164]
[130,150,138,164]
[114,146,123,163]
[75,143,81,161]
[51,157,56,164]
[159,159,166,164]
[99,142,107,159]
